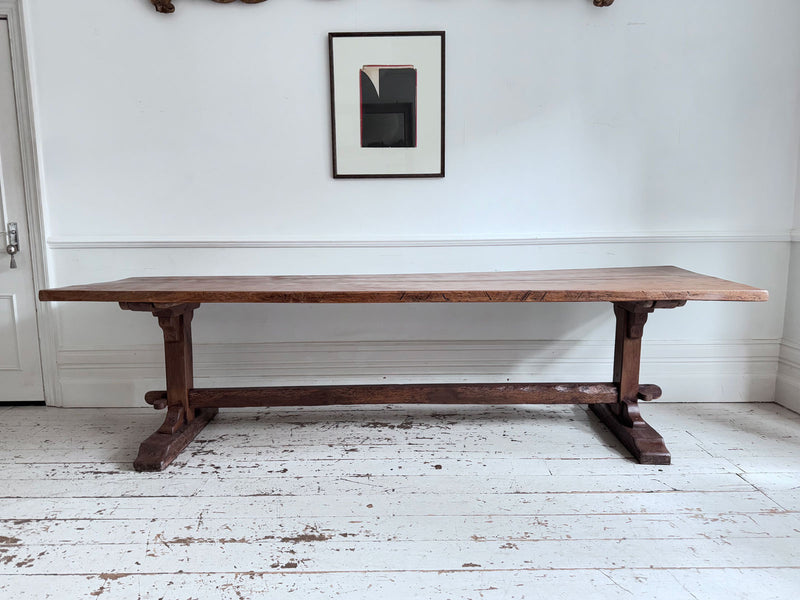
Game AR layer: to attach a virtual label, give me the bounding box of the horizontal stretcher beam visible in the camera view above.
[144,382,663,410]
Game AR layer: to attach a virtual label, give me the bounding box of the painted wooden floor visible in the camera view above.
[1,402,799,599]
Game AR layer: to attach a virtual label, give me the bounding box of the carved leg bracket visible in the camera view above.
[120,302,216,471]
[589,301,683,465]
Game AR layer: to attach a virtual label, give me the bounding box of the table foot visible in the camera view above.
[133,408,218,471]
[589,402,670,464]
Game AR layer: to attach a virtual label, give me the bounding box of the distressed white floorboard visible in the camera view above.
[7,569,799,600]
[0,490,786,521]
[1,402,799,599]
[0,468,755,494]
[739,472,800,491]
[4,512,800,547]
[0,474,758,499]
[3,536,800,575]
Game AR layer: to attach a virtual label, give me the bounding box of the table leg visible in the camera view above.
[589,302,672,464]
[118,299,682,470]
[119,302,217,471]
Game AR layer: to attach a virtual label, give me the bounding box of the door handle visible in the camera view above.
[4,222,18,269]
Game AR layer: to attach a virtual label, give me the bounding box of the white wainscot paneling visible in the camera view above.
[0,294,21,370]
[777,340,800,414]
[55,338,780,408]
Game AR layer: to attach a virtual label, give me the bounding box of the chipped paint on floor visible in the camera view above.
[0,403,799,598]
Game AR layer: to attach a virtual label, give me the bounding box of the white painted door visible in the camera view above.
[0,18,43,402]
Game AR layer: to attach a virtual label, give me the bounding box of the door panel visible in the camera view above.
[0,18,44,402]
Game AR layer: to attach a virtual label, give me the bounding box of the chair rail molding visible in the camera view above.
[45,230,790,250]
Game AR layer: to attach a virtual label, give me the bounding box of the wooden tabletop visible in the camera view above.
[38,266,768,304]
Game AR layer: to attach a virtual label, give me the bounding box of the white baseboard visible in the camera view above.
[55,339,780,408]
[776,339,800,414]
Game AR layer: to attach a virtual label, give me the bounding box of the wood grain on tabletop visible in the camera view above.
[38,266,769,304]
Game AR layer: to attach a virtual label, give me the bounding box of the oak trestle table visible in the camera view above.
[38,266,768,471]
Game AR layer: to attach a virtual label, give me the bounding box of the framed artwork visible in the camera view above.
[328,31,445,179]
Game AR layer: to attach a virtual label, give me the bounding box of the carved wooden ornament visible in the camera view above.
[151,0,269,14]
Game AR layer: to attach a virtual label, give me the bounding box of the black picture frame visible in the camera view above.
[328,32,445,179]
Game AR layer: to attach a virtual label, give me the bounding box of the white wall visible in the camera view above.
[23,0,799,407]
